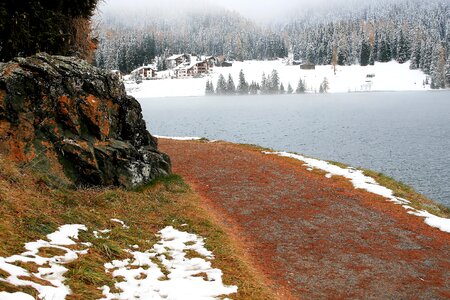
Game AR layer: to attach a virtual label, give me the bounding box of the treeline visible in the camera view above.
[284,0,449,88]
[206,69,329,96]
[94,8,287,73]
[0,0,99,62]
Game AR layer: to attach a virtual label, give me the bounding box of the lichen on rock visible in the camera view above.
[0,53,171,187]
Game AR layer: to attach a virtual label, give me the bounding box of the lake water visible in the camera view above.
[138,91,450,207]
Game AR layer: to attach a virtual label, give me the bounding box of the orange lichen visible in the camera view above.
[57,95,80,134]
[0,121,10,137]
[1,63,19,77]
[80,95,110,139]
[0,89,6,108]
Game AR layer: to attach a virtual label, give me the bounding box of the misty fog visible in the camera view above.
[96,0,406,22]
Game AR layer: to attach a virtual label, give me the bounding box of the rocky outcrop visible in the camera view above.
[0,53,170,187]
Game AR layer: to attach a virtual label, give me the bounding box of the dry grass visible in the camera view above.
[0,156,275,299]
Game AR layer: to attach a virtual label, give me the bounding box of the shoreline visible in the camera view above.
[128,88,448,99]
[157,135,450,222]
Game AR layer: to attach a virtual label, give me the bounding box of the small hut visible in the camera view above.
[300,62,316,70]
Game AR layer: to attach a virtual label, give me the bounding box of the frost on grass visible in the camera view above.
[264,151,450,234]
[101,226,238,300]
[0,225,88,300]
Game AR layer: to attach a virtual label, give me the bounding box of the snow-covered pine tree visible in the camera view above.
[430,43,447,89]
[226,74,236,95]
[360,38,371,66]
[280,82,285,94]
[260,72,268,94]
[216,74,227,95]
[320,77,329,93]
[249,81,258,95]
[205,80,210,95]
[205,80,215,95]
[287,83,293,94]
[269,69,280,94]
[397,30,410,64]
[296,78,306,93]
[237,69,249,95]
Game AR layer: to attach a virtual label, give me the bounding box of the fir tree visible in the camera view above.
[260,72,268,94]
[237,69,249,95]
[397,30,410,64]
[287,83,293,94]
[360,39,371,66]
[268,69,280,93]
[296,78,306,93]
[226,74,236,95]
[280,82,285,94]
[205,80,215,95]
[319,77,329,93]
[216,74,227,95]
[379,37,392,62]
[205,80,210,94]
[249,81,258,95]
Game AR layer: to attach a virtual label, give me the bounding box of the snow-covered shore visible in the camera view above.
[126,60,430,98]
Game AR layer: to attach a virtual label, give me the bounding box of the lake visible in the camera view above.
[137,91,450,207]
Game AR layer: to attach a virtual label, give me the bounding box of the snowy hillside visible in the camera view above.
[125,60,430,98]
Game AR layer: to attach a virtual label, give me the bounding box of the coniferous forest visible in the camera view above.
[94,0,449,88]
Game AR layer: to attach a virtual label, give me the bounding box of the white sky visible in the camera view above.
[98,0,351,21]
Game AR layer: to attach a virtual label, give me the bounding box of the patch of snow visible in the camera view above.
[154,135,203,141]
[0,291,35,300]
[93,229,112,239]
[264,151,450,234]
[101,226,237,300]
[111,218,130,229]
[126,60,430,98]
[0,225,89,299]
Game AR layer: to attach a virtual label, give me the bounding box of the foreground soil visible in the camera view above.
[160,139,450,299]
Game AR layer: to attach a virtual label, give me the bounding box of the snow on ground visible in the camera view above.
[264,151,450,233]
[154,135,203,141]
[101,226,237,300]
[110,218,130,229]
[0,220,237,300]
[126,60,430,98]
[0,225,88,300]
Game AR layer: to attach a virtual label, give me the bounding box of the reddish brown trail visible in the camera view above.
[160,139,450,299]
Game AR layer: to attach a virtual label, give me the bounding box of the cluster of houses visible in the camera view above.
[117,53,317,82]
[125,54,232,81]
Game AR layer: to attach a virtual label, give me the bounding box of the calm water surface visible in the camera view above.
[138,92,450,207]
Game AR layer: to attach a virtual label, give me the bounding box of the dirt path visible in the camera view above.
[159,139,450,299]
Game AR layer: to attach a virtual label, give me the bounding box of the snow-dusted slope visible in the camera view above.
[126,60,430,98]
